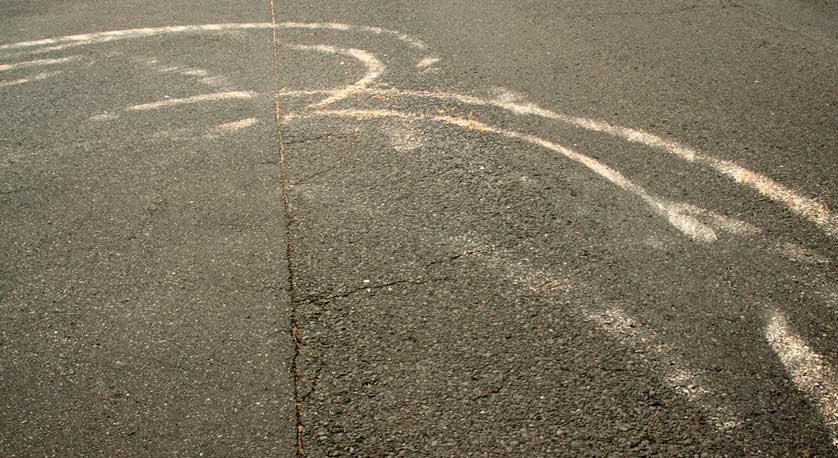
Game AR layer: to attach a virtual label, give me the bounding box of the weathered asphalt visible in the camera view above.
[0,1,295,456]
[1,0,837,457]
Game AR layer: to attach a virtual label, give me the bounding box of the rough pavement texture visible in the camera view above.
[0,1,295,456]
[1,0,837,456]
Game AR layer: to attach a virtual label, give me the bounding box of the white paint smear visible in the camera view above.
[490,86,529,104]
[126,91,257,111]
[200,76,231,88]
[383,122,425,152]
[0,70,62,88]
[285,44,384,108]
[207,118,258,136]
[666,203,762,238]
[88,112,119,122]
[779,242,831,265]
[0,24,272,51]
[0,22,428,52]
[765,309,838,446]
[181,69,208,77]
[416,57,440,69]
[0,56,79,72]
[0,42,89,59]
[29,42,91,55]
[280,21,428,50]
[280,86,837,240]
[394,89,838,240]
[449,234,741,431]
[588,307,740,430]
[135,57,232,89]
[284,108,717,242]
[2,23,831,239]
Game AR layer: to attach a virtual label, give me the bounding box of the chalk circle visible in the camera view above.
[1,21,834,242]
[2,20,837,448]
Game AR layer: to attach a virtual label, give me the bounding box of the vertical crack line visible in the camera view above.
[269,0,304,456]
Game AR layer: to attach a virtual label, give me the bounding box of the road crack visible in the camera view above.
[269,0,304,456]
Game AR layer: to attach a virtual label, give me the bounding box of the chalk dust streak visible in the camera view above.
[126,91,256,111]
[283,108,718,242]
[766,309,838,447]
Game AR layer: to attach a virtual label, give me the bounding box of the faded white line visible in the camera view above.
[281,87,837,239]
[666,203,762,238]
[207,117,258,136]
[416,57,440,69]
[779,242,831,265]
[286,44,384,108]
[0,56,80,72]
[29,42,90,55]
[458,90,838,239]
[0,70,62,88]
[765,309,838,447]
[280,21,428,50]
[0,24,272,51]
[588,306,740,430]
[285,108,717,242]
[0,42,90,59]
[181,69,208,77]
[200,76,231,88]
[450,234,741,431]
[383,121,425,152]
[0,22,429,52]
[4,23,829,239]
[126,91,257,111]
[135,57,233,89]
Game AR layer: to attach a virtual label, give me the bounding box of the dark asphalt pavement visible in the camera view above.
[1,1,837,456]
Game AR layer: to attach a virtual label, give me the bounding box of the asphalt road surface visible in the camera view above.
[1,0,837,456]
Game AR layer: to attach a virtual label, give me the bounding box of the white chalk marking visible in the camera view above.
[286,44,384,108]
[826,289,838,307]
[88,113,119,122]
[0,44,92,60]
[490,86,529,104]
[207,117,258,136]
[0,22,429,52]
[285,109,717,242]
[0,70,62,88]
[281,87,837,239]
[126,91,257,111]
[135,57,233,89]
[712,161,838,239]
[383,122,425,152]
[666,203,763,238]
[181,69,208,77]
[280,21,428,50]
[588,307,740,430]
[200,76,231,88]
[450,234,741,431]
[416,57,440,69]
[29,42,91,55]
[2,23,829,238]
[779,242,831,264]
[475,92,838,239]
[277,89,336,98]
[0,56,80,72]
[0,24,272,51]
[765,309,838,446]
